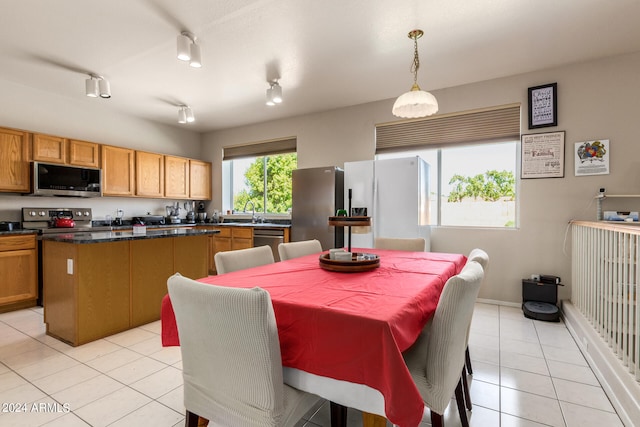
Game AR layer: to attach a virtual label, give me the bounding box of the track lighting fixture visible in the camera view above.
[176,31,202,68]
[266,81,283,106]
[178,105,195,124]
[85,75,111,98]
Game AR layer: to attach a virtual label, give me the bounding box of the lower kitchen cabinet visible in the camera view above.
[0,234,38,313]
[43,234,208,346]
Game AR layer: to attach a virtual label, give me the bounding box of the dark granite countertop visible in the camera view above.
[40,227,219,244]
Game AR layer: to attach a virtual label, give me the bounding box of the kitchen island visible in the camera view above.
[42,228,218,346]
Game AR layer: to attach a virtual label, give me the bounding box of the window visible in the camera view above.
[222,138,297,215]
[376,104,520,228]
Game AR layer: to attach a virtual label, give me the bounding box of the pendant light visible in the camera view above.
[85,74,111,99]
[392,30,438,118]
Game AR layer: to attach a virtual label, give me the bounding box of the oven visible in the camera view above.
[21,207,112,305]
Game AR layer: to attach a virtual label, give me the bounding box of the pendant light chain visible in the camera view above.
[411,35,420,86]
[409,29,423,88]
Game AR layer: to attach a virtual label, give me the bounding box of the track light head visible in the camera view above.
[177,31,202,67]
[178,105,194,124]
[177,33,192,61]
[266,80,282,106]
[98,78,111,98]
[85,76,99,97]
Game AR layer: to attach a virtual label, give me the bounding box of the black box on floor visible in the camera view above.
[522,279,561,322]
[522,279,558,304]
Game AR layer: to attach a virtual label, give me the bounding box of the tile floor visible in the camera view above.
[0,303,625,427]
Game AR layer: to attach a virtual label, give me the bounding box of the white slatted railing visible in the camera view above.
[572,221,640,382]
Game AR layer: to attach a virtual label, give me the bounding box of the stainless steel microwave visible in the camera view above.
[31,162,102,197]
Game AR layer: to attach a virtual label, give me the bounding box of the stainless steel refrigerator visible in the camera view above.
[344,156,431,250]
[291,166,344,250]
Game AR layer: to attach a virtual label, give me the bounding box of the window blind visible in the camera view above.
[376,104,520,153]
[223,137,297,160]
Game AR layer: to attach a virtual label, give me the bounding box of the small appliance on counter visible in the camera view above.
[196,201,207,223]
[166,202,182,224]
[184,201,196,224]
[0,221,20,231]
[132,215,166,226]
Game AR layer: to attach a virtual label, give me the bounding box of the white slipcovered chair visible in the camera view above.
[167,273,322,427]
[214,245,274,275]
[373,237,426,252]
[278,239,323,261]
[402,261,484,427]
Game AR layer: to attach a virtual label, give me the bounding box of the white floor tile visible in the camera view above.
[501,387,565,427]
[0,371,29,393]
[130,366,183,399]
[105,356,166,385]
[73,386,151,427]
[500,337,544,358]
[137,320,162,334]
[501,413,552,426]
[32,364,101,395]
[156,385,185,414]
[51,374,124,410]
[469,406,500,427]
[107,401,183,427]
[546,359,600,386]
[0,397,67,427]
[553,377,616,412]
[15,353,79,382]
[500,351,549,376]
[468,379,500,411]
[467,344,500,365]
[62,338,123,363]
[128,336,164,355]
[41,412,91,426]
[467,360,500,385]
[500,366,556,398]
[541,344,588,367]
[85,348,143,373]
[148,345,183,365]
[559,401,624,427]
[0,383,47,407]
[103,327,157,347]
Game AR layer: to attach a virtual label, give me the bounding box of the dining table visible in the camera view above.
[161,248,466,427]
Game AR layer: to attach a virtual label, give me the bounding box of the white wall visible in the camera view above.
[202,51,640,303]
[0,78,202,222]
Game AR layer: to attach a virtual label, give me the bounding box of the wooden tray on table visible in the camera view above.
[319,252,380,272]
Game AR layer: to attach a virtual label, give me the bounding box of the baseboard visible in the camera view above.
[562,301,640,427]
[476,298,520,308]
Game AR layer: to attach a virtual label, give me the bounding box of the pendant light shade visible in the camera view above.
[185,106,195,122]
[392,84,438,118]
[392,29,438,118]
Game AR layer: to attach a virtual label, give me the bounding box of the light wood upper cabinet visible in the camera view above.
[68,139,100,168]
[0,127,31,193]
[165,155,190,199]
[189,159,212,200]
[136,151,164,198]
[101,145,135,196]
[33,133,67,164]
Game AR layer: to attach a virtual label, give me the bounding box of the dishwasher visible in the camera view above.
[253,228,285,261]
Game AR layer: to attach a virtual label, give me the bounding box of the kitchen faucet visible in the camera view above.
[243,200,257,223]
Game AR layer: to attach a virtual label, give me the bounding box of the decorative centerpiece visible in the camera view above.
[320,189,380,272]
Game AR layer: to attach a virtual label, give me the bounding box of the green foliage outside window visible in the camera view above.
[447,170,515,202]
[234,153,297,213]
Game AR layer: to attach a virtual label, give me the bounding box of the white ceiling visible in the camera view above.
[2,0,640,133]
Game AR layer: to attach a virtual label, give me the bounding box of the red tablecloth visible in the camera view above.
[161,249,466,427]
